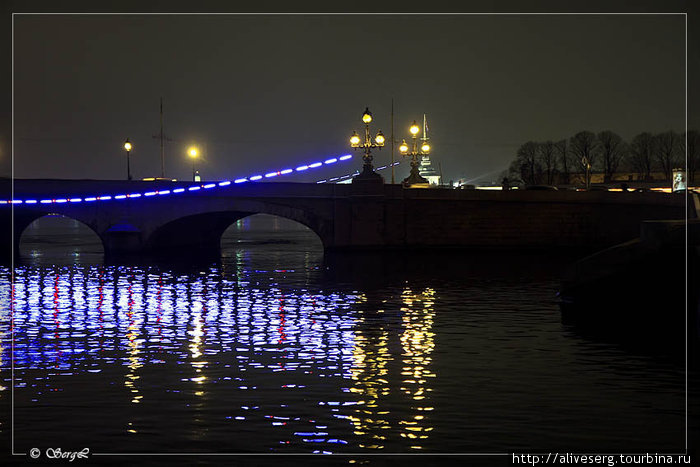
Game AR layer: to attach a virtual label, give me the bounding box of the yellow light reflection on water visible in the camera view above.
[346,288,436,450]
[189,307,208,396]
[399,287,436,446]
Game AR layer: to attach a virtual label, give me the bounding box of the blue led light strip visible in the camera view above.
[2,154,354,204]
[316,161,401,184]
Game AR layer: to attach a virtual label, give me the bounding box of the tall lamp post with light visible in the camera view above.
[188,146,199,182]
[399,120,430,186]
[124,138,133,181]
[350,107,385,181]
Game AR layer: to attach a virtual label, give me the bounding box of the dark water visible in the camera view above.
[1,215,692,464]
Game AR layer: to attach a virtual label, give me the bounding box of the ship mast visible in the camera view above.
[421,114,429,142]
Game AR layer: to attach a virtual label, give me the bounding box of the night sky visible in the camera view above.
[2,1,697,184]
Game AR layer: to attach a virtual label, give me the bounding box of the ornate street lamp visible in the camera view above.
[123,138,133,181]
[398,120,430,186]
[350,107,385,180]
[188,146,199,182]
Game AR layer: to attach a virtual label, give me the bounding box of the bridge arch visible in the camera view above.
[144,200,332,255]
[18,213,105,259]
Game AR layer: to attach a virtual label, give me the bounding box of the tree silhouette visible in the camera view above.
[684,130,699,182]
[511,141,539,185]
[629,132,655,181]
[653,131,680,181]
[538,141,557,185]
[569,131,598,187]
[597,131,626,182]
[554,139,570,184]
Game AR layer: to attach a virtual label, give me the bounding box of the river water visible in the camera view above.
[0,214,691,464]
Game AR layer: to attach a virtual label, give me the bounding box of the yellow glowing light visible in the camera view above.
[409,122,420,135]
[375,131,385,145]
[362,108,373,124]
[124,140,132,151]
[350,131,361,146]
[188,147,198,158]
[421,143,430,153]
[399,140,408,153]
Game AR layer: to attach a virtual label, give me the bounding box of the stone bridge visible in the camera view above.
[0,178,693,258]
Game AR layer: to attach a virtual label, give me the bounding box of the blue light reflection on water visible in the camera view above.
[2,242,440,453]
[1,214,687,455]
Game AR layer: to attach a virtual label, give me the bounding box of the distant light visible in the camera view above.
[55,199,68,203]
[69,198,83,203]
[309,162,322,168]
[362,108,373,124]
[115,195,127,200]
[188,147,198,158]
[421,143,430,153]
[377,165,387,170]
[234,178,248,184]
[249,175,263,181]
[97,196,112,201]
[218,181,231,186]
[25,200,37,204]
[188,186,201,191]
[124,140,132,151]
[265,172,278,178]
[410,121,420,135]
[203,183,216,189]
[375,131,385,145]
[158,190,171,195]
[350,132,361,146]
[84,197,97,202]
[296,165,308,171]
[339,155,352,161]
[128,193,142,198]
[40,200,53,204]
[145,191,157,196]
[317,180,326,184]
[172,188,185,193]
[280,169,293,175]
[324,158,337,164]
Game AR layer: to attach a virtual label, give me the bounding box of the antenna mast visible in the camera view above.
[391,98,395,184]
[159,97,165,178]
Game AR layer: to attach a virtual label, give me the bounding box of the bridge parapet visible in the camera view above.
[1,179,691,260]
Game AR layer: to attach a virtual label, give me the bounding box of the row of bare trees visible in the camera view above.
[509,130,699,186]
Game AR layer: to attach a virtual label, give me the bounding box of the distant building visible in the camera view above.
[417,115,441,186]
[418,155,441,186]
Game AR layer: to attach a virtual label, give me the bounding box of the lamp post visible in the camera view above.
[124,138,133,181]
[398,120,430,186]
[350,107,385,181]
[188,146,198,182]
[581,156,591,190]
